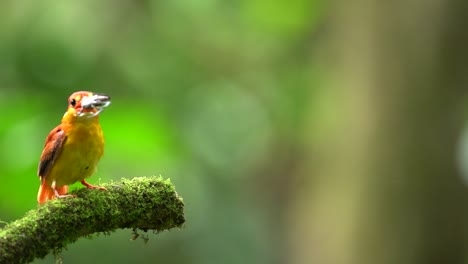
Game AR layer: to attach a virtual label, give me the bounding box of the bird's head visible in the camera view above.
[63,91,111,121]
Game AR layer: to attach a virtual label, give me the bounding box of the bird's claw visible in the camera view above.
[81,180,107,190]
[55,194,76,199]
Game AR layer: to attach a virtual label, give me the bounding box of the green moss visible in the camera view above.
[0,176,185,264]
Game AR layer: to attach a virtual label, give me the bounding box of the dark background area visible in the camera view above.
[0,1,468,263]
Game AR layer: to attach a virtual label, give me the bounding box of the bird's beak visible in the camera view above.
[79,93,111,117]
[82,94,111,109]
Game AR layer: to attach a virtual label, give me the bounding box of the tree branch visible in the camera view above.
[0,176,185,264]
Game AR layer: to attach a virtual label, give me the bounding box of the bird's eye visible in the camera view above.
[70,99,76,107]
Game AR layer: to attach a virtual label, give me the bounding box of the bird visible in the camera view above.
[37,91,111,204]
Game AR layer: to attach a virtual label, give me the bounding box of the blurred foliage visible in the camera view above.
[0,0,320,263]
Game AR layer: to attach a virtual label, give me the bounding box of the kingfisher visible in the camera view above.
[37,91,111,204]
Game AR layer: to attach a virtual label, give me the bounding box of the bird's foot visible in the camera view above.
[81,180,107,190]
[52,181,73,199]
[55,193,76,199]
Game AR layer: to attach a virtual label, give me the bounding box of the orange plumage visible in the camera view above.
[37,91,111,204]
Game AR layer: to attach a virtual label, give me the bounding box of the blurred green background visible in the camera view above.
[1,0,468,264]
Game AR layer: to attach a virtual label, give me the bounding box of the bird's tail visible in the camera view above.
[37,180,68,204]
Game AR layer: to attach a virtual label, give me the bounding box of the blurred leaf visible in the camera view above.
[242,0,325,34]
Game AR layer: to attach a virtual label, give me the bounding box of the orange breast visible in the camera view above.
[45,121,105,187]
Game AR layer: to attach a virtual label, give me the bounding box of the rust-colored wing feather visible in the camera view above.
[38,125,67,179]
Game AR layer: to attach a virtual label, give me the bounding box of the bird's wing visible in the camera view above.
[37,125,67,180]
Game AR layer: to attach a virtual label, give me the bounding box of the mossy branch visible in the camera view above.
[0,176,185,264]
